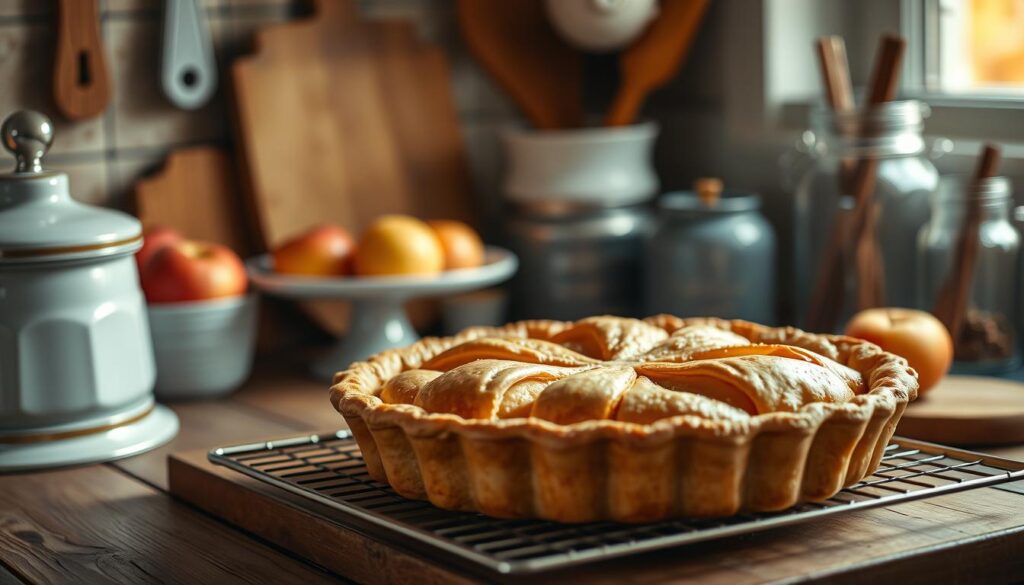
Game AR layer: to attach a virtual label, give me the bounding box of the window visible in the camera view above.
[906,0,1024,98]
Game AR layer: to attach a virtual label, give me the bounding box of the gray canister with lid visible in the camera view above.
[646,189,776,323]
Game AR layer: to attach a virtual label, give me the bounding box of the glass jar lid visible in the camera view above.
[0,110,141,264]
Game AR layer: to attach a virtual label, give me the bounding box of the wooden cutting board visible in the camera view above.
[231,0,473,249]
[898,375,1024,446]
[231,0,472,334]
[168,440,1024,584]
[135,146,251,254]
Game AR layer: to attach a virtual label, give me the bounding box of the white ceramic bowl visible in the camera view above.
[147,294,259,401]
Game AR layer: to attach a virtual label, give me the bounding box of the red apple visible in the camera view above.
[136,226,182,271]
[141,240,248,303]
[272,224,355,276]
[845,308,953,395]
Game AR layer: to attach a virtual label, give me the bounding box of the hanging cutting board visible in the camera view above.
[898,375,1024,446]
[135,146,250,253]
[231,0,473,248]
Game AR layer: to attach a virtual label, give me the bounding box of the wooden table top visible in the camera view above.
[3,357,1024,585]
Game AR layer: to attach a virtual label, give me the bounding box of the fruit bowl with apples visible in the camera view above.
[139,228,258,400]
[249,216,518,381]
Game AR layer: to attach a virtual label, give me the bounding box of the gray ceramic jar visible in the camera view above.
[646,190,776,323]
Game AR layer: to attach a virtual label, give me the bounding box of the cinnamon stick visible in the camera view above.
[933,143,1001,340]
[805,34,905,330]
[816,37,854,113]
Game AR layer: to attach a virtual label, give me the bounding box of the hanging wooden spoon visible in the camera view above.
[605,0,710,127]
[457,0,582,130]
[54,0,111,120]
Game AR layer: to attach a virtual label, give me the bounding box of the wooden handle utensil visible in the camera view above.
[457,0,582,130]
[54,0,111,120]
[605,0,710,127]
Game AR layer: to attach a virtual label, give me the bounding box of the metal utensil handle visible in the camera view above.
[161,0,218,110]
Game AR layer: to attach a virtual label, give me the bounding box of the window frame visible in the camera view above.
[901,0,1024,108]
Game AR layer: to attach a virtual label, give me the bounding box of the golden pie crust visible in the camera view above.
[330,316,918,523]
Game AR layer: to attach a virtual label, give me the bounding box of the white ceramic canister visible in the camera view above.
[502,122,659,210]
[0,111,158,438]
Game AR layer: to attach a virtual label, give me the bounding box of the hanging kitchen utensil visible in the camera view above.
[457,0,582,130]
[134,146,249,253]
[54,0,111,120]
[161,0,218,110]
[232,0,473,335]
[605,0,710,127]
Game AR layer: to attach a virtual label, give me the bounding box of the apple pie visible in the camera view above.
[330,316,918,522]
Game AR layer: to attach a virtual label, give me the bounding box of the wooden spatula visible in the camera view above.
[54,0,110,120]
[605,0,710,127]
[457,0,582,130]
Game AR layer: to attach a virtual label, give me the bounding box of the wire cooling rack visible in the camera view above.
[209,431,1024,575]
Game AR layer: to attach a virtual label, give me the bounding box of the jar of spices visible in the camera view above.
[787,100,943,326]
[917,175,1020,373]
[646,180,776,323]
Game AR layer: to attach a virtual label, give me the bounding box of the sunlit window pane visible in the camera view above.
[935,0,1024,94]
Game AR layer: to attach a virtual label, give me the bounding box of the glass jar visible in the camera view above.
[646,190,776,323]
[788,100,943,327]
[917,176,1020,373]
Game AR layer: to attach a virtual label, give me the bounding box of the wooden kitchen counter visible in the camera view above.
[3,357,1024,584]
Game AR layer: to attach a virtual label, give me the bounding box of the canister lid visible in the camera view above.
[657,189,762,214]
[0,110,141,263]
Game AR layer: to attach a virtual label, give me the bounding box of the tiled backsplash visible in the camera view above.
[0,0,520,221]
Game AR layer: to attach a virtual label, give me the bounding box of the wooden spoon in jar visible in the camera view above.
[457,0,582,130]
[605,0,710,127]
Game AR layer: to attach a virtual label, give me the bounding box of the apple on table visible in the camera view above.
[845,308,953,395]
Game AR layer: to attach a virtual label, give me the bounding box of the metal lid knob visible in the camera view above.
[2,110,54,174]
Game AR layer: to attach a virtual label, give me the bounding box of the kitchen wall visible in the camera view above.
[0,0,731,233]
[0,0,525,220]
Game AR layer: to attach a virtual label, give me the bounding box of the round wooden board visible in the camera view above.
[898,375,1024,446]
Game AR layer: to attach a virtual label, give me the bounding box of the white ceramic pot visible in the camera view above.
[0,255,156,430]
[148,294,259,401]
[502,122,659,209]
[0,112,157,435]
